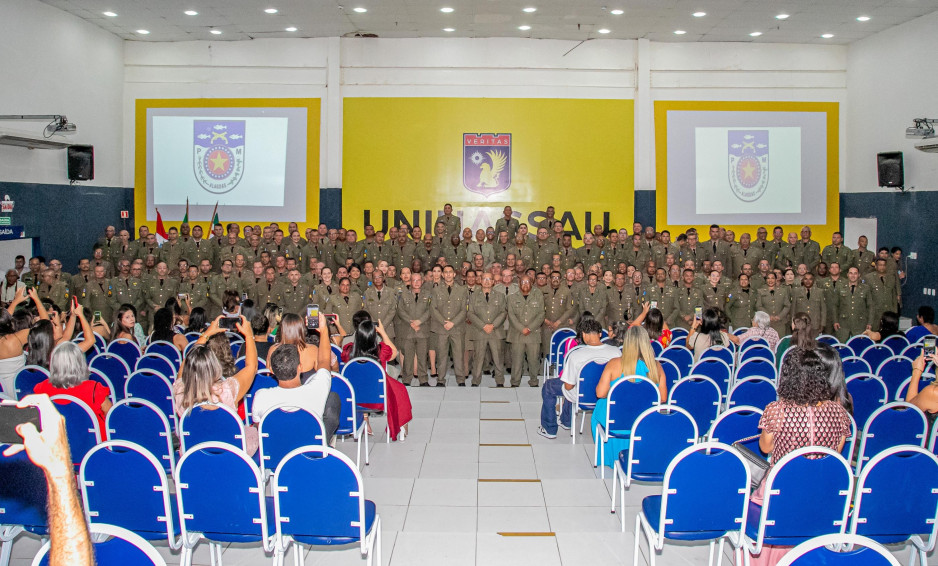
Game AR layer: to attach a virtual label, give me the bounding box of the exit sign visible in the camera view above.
[120,210,129,219]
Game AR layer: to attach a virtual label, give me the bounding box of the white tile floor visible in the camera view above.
[6,374,938,565]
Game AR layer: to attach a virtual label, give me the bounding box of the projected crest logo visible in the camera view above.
[728,130,769,202]
[194,120,245,194]
[463,133,511,196]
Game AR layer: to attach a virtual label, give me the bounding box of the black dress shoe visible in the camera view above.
[435,382,446,387]
[420,382,430,387]
[495,384,504,388]
[471,383,479,387]
[458,382,466,387]
[430,373,439,378]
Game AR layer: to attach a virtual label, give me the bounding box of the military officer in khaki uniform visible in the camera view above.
[312,268,337,310]
[673,269,705,330]
[833,267,874,341]
[397,273,432,385]
[576,233,602,269]
[328,277,364,339]
[363,272,397,339]
[821,232,853,275]
[210,260,243,316]
[605,273,635,329]
[468,272,508,386]
[494,206,520,241]
[109,265,145,318]
[645,268,676,327]
[542,271,577,355]
[279,269,312,317]
[38,269,70,311]
[391,234,417,272]
[853,236,876,275]
[575,273,607,323]
[430,265,469,386]
[726,274,757,330]
[143,262,179,329]
[185,226,216,270]
[791,273,826,331]
[756,273,792,336]
[702,270,729,310]
[438,204,461,238]
[179,266,212,314]
[794,226,822,273]
[507,276,545,388]
[82,265,115,325]
[257,267,282,307]
[865,258,900,331]
[702,225,730,269]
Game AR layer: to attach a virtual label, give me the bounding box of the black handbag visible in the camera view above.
[732,435,770,491]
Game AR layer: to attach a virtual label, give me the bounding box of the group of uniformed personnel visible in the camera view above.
[14,209,906,386]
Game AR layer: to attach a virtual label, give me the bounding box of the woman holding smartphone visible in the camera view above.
[906,349,938,420]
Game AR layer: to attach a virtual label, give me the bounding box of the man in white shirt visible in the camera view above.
[538,318,621,439]
[251,343,341,444]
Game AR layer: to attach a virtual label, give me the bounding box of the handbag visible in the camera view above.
[732,435,770,491]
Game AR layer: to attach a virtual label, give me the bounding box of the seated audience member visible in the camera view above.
[813,342,853,414]
[238,313,273,360]
[0,287,50,397]
[862,311,902,342]
[150,307,187,352]
[631,302,672,347]
[109,304,141,344]
[252,326,342,445]
[35,342,112,435]
[538,317,620,439]
[27,307,94,370]
[340,310,413,441]
[735,310,781,351]
[751,347,851,565]
[785,312,816,356]
[915,306,938,336]
[173,315,259,456]
[906,351,938,419]
[687,307,736,361]
[185,307,208,334]
[591,325,667,468]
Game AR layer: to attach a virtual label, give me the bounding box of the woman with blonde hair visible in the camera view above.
[590,325,667,468]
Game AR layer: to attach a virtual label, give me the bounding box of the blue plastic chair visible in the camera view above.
[634,442,750,566]
[144,340,182,370]
[856,402,927,475]
[572,359,605,444]
[594,375,660,478]
[89,353,132,402]
[740,447,854,559]
[77,331,109,352]
[79,441,181,550]
[670,327,689,340]
[660,346,693,378]
[124,370,176,429]
[330,373,368,468]
[906,327,932,344]
[106,398,175,473]
[739,336,770,351]
[184,331,201,343]
[331,344,345,371]
[257,404,326,479]
[842,356,873,379]
[105,339,142,372]
[0,448,49,565]
[134,353,175,380]
[31,523,167,566]
[670,335,687,348]
[776,533,901,566]
[174,442,274,566]
[739,345,775,365]
[668,376,721,435]
[881,334,910,356]
[850,446,938,566]
[727,377,777,411]
[235,356,267,372]
[612,405,698,530]
[841,414,858,465]
[708,406,763,445]
[178,403,247,454]
[861,345,894,377]
[12,366,49,400]
[733,327,748,337]
[690,358,733,397]
[896,376,935,402]
[49,394,102,470]
[846,374,888,430]
[543,327,576,379]
[700,346,734,369]
[650,340,664,357]
[657,358,682,393]
[341,357,388,442]
[901,344,924,361]
[832,343,854,360]
[271,447,381,566]
[817,334,840,346]
[735,358,778,383]
[875,355,914,399]
[848,335,876,357]
[242,373,278,425]
[87,369,117,406]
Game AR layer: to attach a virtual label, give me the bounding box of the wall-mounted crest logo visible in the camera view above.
[728,130,769,202]
[194,120,245,194]
[463,133,511,196]
[0,195,13,213]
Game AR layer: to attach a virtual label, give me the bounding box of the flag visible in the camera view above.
[155,208,168,244]
[209,201,220,238]
[183,198,189,223]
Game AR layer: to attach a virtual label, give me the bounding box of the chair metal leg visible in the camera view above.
[364,427,370,465]
[0,539,12,566]
[707,540,715,566]
[620,472,628,532]
[716,537,726,566]
[633,514,643,566]
[611,460,618,514]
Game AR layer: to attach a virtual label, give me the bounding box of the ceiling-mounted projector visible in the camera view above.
[44,120,77,136]
[906,118,936,139]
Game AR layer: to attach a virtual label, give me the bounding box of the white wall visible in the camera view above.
[847,10,938,193]
[0,0,124,187]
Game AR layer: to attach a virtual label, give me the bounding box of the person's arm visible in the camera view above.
[863,329,881,341]
[73,308,94,352]
[595,359,618,399]
[632,302,650,327]
[907,353,938,413]
[759,429,775,455]
[375,319,399,359]
[727,333,740,345]
[685,317,701,351]
[3,395,95,566]
[230,316,257,403]
[6,285,27,314]
[58,310,78,347]
[29,288,49,320]
[314,313,332,370]
[655,360,668,402]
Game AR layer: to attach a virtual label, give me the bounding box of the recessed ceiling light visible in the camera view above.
[103,11,117,17]
[210,29,222,34]
[523,7,537,13]
[443,27,455,32]
[184,10,198,16]
[749,31,762,37]
[674,30,686,35]
[610,9,624,15]
[353,7,367,12]
[518,25,531,31]
[598,28,611,34]
[285,26,297,31]
[440,7,454,13]
[775,13,789,20]
[693,11,706,17]
[264,8,278,14]
[821,33,834,38]
[136,29,150,34]
[856,15,870,22]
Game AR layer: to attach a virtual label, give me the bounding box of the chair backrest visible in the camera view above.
[124,370,175,426]
[856,402,928,474]
[845,374,888,430]
[625,405,698,480]
[0,448,49,533]
[31,523,168,566]
[740,345,775,365]
[88,369,117,406]
[77,332,109,352]
[272,447,370,544]
[13,365,50,400]
[243,373,279,425]
[660,346,693,378]
[905,326,933,345]
[184,331,201,343]
[178,403,247,453]
[670,327,689,339]
[755,447,853,546]
[842,356,873,378]
[848,335,876,357]
[106,338,142,369]
[735,358,778,383]
[689,358,733,396]
[817,334,840,346]
[874,355,913,399]
[776,534,901,566]
[89,353,132,401]
[79,441,176,546]
[860,345,893,376]
[832,343,854,360]
[556,336,578,375]
[841,413,857,464]
[670,335,687,348]
[235,356,268,371]
[708,406,763,445]
[330,344,344,370]
[105,398,175,473]
[851,445,938,548]
[657,442,750,536]
[656,357,682,392]
[144,341,182,370]
[900,344,923,361]
[740,336,770,351]
[49,394,102,468]
[550,328,577,361]
[175,442,271,548]
[700,346,734,368]
[775,335,792,358]
[330,373,363,436]
[881,334,910,356]
[727,377,777,411]
[668,375,721,434]
[134,353,175,380]
[258,404,326,477]
[340,357,386,408]
[575,360,606,408]
[604,375,660,433]
[650,340,663,357]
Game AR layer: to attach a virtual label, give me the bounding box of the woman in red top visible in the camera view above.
[341,310,412,441]
[35,341,112,437]
[632,302,672,347]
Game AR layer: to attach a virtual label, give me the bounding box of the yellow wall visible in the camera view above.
[343,97,634,240]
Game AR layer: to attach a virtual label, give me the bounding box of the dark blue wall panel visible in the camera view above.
[320,188,342,229]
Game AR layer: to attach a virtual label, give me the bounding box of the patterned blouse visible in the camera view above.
[759,399,851,464]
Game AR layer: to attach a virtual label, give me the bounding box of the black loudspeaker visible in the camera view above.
[877,151,903,188]
[67,145,94,181]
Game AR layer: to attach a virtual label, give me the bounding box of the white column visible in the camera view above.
[323,36,343,189]
[635,38,654,193]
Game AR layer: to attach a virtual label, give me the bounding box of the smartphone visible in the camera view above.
[694,306,702,319]
[0,403,41,445]
[924,336,937,357]
[219,316,239,330]
[177,293,189,302]
[93,311,102,324]
[307,304,320,330]
[650,301,658,310]
[241,293,248,301]
[72,296,80,312]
